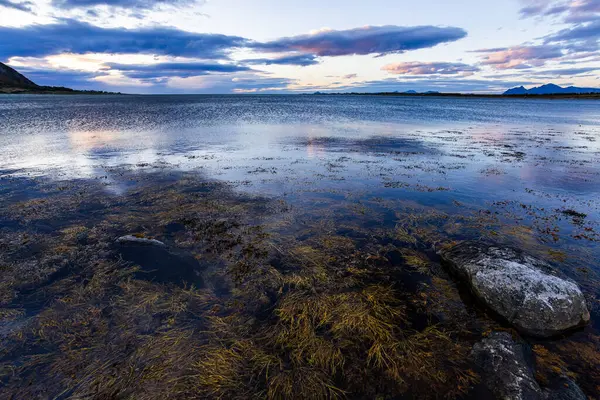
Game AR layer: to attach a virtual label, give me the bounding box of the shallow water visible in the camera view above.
[0,94,599,398]
[2,94,599,263]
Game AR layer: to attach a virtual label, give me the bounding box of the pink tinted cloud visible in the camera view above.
[382,61,479,75]
[519,0,600,23]
[475,45,564,70]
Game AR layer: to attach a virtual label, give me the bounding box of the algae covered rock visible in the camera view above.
[472,332,587,400]
[543,376,587,400]
[472,332,542,400]
[116,235,204,287]
[440,241,589,337]
[116,235,166,247]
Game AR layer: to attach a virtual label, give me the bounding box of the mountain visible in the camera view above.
[0,62,38,88]
[400,90,440,94]
[504,83,600,95]
[0,62,118,94]
[504,86,528,95]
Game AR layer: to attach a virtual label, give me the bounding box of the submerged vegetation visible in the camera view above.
[0,170,597,399]
[1,96,600,399]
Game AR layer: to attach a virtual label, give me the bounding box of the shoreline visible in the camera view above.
[2,88,599,98]
[310,92,600,99]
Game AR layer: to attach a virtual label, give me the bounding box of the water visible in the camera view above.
[2,95,599,255]
[0,94,599,398]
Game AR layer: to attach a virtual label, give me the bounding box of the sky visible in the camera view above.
[0,0,599,93]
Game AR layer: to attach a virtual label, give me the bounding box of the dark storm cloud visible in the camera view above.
[105,62,252,79]
[0,0,33,12]
[242,54,319,66]
[52,0,202,11]
[252,25,467,57]
[0,19,250,59]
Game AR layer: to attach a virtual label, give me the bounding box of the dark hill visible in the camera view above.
[0,62,38,88]
[0,62,119,94]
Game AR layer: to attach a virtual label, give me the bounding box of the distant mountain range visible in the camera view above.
[401,90,440,94]
[504,83,600,95]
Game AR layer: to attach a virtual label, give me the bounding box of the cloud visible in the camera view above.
[0,19,250,59]
[544,19,600,44]
[474,45,564,69]
[104,62,252,80]
[343,74,358,79]
[319,77,538,94]
[52,0,203,11]
[519,0,600,23]
[163,74,296,93]
[230,77,296,93]
[15,67,109,88]
[519,4,546,18]
[0,0,33,12]
[252,25,467,57]
[498,5,599,68]
[0,21,469,70]
[242,54,319,66]
[382,61,479,75]
[532,67,599,76]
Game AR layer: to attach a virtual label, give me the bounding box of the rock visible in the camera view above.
[472,332,542,400]
[116,235,166,247]
[472,332,588,400]
[440,241,590,337]
[543,376,587,400]
[76,231,89,245]
[116,236,204,287]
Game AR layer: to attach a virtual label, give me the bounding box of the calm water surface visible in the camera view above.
[2,94,600,256]
[2,95,600,229]
[2,95,600,276]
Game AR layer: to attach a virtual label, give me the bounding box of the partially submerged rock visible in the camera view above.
[472,332,542,400]
[543,376,587,400]
[472,332,587,400]
[116,235,204,287]
[116,235,166,247]
[440,241,589,337]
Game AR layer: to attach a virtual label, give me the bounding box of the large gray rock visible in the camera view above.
[440,241,589,337]
[472,332,542,400]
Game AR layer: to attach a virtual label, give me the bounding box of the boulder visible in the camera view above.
[116,235,166,247]
[440,241,589,337]
[116,235,204,287]
[543,376,587,400]
[472,332,542,400]
[472,332,587,400]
